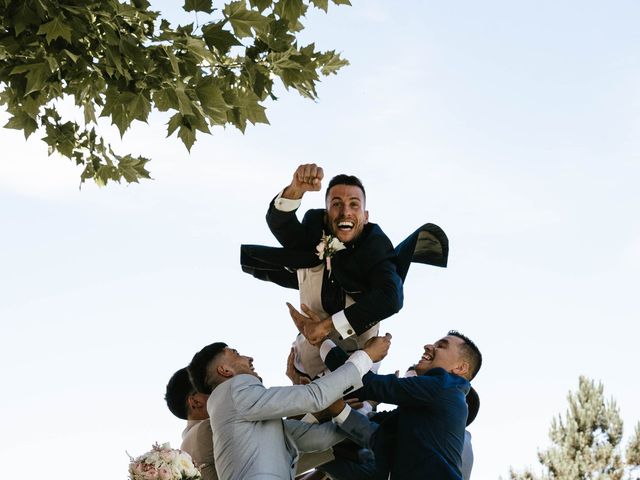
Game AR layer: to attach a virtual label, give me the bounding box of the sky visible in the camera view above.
[1,1,639,478]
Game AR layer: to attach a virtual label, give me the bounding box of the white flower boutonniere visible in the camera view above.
[316,231,346,273]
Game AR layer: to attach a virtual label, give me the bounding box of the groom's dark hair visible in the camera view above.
[187,342,228,395]
[165,367,193,420]
[326,174,366,200]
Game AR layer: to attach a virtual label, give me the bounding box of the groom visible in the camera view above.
[241,164,449,378]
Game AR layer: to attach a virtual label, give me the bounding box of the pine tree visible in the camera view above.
[626,423,640,480]
[510,376,639,480]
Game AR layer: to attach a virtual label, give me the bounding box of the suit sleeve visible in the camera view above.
[283,419,346,453]
[336,409,379,448]
[232,362,363,421]
[341,234,404,335]
[358,372,444,408]
[266,199,322,250]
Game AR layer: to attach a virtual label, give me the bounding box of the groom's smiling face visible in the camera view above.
[325,184,369,244]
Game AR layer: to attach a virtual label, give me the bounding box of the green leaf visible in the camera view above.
[185,37,216,63]
[233,90,269,126]
[274,0,307,23]
[310,0,328,12]
[37,16,73,44]
[330,0,351,5]
[95,164,119,187]
[183,0,213,13]
[128,92,151,122]
[202,22,242,54]
[167,112,183,137]
[117,155,152,183]
[175,83,195,116]
[152,88,179,112]
[101,92,132,136]
[11,3,39,36]
[318,51,349,76]
[196,79,230,125]
[178,124,197,151]
[162,46,182,77]
[224,1,272,38]
[249,0,272,11]
[62,49,80,63]
[4,111,39,139]
[11,63,52,95]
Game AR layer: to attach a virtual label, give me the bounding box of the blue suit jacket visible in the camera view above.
[334,368,469,480]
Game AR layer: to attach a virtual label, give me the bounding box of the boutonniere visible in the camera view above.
[316,231,346,273]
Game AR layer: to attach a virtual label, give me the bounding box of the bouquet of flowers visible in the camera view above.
[316,231,346,272]
[128,442,201,480]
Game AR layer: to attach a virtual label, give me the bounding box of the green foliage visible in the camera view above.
[0,0,350,186]
[626,423,640,470]
[509,377,640,480]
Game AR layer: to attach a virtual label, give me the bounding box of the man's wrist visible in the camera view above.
[282,185,304,200]
[274,189,302,212]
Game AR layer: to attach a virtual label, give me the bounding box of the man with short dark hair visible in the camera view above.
[241,164,448,378]
[318,331,483,480]
[187,336,391,480]
[164,367,218,480]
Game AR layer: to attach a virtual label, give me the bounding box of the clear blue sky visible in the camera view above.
[1,1,639,478]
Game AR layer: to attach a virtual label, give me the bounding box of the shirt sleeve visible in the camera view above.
[319,339,338,362]
[301,413,320,424]
[346,350,373,377]
[332,309,356,339]
[274,189,302,212]
[332,404,353,426]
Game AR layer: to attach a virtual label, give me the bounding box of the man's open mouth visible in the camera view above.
[337,221,354,231]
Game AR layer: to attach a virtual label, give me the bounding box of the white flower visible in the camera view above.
[327,237,346,253]
[129,443,201,480]
[316,232,345,261]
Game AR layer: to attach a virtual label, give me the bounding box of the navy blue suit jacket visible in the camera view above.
[355,368,470,480]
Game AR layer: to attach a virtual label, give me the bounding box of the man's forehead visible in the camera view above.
[436,336,462,346]
[327,184,365,201]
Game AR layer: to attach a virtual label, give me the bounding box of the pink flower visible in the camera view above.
[158,466,172,480]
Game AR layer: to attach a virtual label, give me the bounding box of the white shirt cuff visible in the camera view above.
[319,339,338,362]
[301,413,319,424]
[332,310,356,339]
[274,189,302,212]
[332,404,352,426]
[346,350,373,377]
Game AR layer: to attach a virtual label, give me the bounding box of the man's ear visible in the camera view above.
[188,394,205,410]
[216,363,234,379]
[364,210,369,224]
[452,361,470,379]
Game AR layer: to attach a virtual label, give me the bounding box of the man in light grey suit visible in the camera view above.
[187,336,391,480]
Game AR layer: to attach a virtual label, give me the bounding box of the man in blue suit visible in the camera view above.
[320,330,482,480]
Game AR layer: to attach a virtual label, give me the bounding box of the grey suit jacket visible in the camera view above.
[208,361,363,480]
